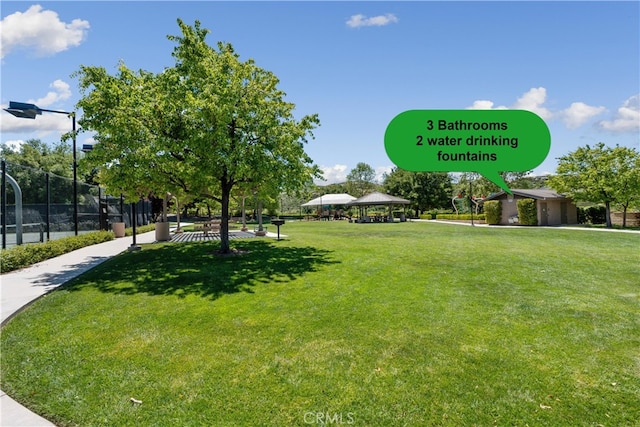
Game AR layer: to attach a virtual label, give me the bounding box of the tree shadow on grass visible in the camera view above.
[63,240,338,300]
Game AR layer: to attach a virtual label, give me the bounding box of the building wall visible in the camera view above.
[500,195,519,224]
[544,200,578,225]
[496,195,578,225]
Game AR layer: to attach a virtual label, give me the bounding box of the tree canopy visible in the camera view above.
[1,139,75,204]
[76,19,320,252]
[383,168,452,214]
[346,162,377,197]
[548,142,640,227]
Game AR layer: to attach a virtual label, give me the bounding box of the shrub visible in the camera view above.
[579,206,607,224]
[517,199,538,225]
[483,200,502,225]
[577,207,587,224]
[0,231,114,273]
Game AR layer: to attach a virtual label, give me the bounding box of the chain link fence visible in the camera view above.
[1,160,152,249]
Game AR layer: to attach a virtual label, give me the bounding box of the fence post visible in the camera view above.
[120,195,124,224]
[128,200,140,251]
[1,160,6,249]
[46,172,51,241]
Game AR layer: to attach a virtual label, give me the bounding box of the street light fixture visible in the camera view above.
[4,101,78,235]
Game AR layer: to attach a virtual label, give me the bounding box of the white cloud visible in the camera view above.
[315,164,393,185]
[598,94,640,132]
[346,13,398,28]
[467,87,609,128]
[1,5,90,59]
[33,80,73,107]
[1,140,26,152]
[1,80,74,134]
[1,112,71,135]
[559,102,606,129]
[316,164,349,185]
[466,100,507,110]
[512,87,552,120]
[375,165,394,183]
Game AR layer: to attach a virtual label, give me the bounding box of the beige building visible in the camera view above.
[482,189,578,226]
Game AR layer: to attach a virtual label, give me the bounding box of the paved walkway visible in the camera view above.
[425,219,640,233]
[0,228,277,426]
[1,230,157,426]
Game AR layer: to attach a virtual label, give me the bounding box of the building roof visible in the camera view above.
[348,192,411,206]
[301,193,357,207]
[483,188,570,201]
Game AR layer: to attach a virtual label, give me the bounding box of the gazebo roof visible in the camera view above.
[301,193,357,207]
[348,192,410,206]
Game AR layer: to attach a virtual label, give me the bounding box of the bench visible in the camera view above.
[194,221,221,236]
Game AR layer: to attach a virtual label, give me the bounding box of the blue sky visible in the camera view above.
[2,1,639,185]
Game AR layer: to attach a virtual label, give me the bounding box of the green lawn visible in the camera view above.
[1,221,638,426]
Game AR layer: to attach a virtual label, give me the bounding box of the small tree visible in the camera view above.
[346,162,377,197]
[610,146,640,227]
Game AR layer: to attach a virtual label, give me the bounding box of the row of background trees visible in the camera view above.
[3,140,639,228]
[301,144,640,228]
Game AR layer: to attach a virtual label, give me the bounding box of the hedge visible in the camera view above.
[517,198,538,225]
[124,223,156,236]
[483,200,502,225]
[0,231,115,273]
[435,214,486,221]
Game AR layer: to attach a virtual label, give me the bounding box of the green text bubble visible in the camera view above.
[384,110,551,193]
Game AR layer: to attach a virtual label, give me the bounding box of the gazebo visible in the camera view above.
[301,193,356,220]
[348,192,411,223]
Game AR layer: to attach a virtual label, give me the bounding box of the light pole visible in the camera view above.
[4,101,78,235]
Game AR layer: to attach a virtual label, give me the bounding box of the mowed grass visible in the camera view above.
[1,221,638,426]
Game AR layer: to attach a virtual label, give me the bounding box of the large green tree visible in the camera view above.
[383,168,452,215]
[548,143,640,228]
[76,20,320,252]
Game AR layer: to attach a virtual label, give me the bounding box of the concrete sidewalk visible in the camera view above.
[1,230,158,427]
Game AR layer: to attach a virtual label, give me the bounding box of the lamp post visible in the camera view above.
[4,101,78,235]
[470,179,474,227]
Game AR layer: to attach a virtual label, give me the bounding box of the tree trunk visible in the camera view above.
[623,205,628,228]
[220,185,231,253]
[605,201,612,228]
